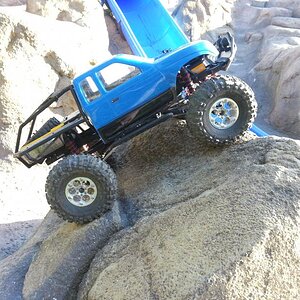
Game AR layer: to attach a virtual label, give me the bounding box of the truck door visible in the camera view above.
[94,61,168,128]
[74,57,172,140]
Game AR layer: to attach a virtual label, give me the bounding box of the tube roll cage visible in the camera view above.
[14,86,86,167]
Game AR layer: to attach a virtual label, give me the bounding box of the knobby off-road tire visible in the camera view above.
[186,75,257,144]
[27,117,60,143]
[45,154,117,224]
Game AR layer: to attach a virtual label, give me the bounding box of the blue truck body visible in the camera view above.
[73,41,219,133]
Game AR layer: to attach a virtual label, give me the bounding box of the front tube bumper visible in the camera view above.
[193,33,237,81]
[214,32,237,71]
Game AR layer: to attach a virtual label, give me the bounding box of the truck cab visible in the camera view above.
[73,40,219,141]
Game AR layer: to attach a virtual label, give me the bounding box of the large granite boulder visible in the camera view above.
[1,119,299,299]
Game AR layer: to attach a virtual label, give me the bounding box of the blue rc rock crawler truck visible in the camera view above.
[15,29,257,223]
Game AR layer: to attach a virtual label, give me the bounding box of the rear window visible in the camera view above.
[80,77,101,102]
[97,63,141,91]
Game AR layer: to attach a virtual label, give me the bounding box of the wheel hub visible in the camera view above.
[65,177,97,207]
[209,98,239,130]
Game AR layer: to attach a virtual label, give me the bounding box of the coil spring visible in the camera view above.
[65,139,81,154]
[180,67,195,95]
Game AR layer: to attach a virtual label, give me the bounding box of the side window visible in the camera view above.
[97,63,141,91]
[80,77,101,102]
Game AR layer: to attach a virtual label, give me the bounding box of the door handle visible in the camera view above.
[112,97,119,103]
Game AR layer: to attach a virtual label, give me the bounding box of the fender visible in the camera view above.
[154,40,219,88]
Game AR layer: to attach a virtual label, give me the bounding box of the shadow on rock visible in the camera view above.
[0,201,128,300]
[0,219,42,261]
[78,137,300,300]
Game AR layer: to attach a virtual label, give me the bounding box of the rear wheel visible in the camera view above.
[186,75,257,144]
[45,154,117,224]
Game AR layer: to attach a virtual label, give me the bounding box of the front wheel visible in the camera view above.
[186,75,257,144]
[45,154,117,224]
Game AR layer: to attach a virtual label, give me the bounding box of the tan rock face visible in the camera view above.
[0,3,110,156]
[266,46,300,135]
[268,0,298,8]
[173,0,237,40]
[26,0,103,28]
[252,6,300,135]
[0,1,111,256]
[77,134,300,300]
[0,0,26,6]
[0,9,58,156]
[236,0,300,137]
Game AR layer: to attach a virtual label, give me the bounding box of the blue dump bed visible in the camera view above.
[105,0,189,58]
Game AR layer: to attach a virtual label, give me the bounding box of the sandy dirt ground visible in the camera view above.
[0,157,50,260]
[0,0,46,225]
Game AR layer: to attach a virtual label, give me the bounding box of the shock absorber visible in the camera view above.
[180,67,195,95]
[65,135,81,154]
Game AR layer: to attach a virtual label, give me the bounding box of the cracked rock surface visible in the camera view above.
[1,119,300,299]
